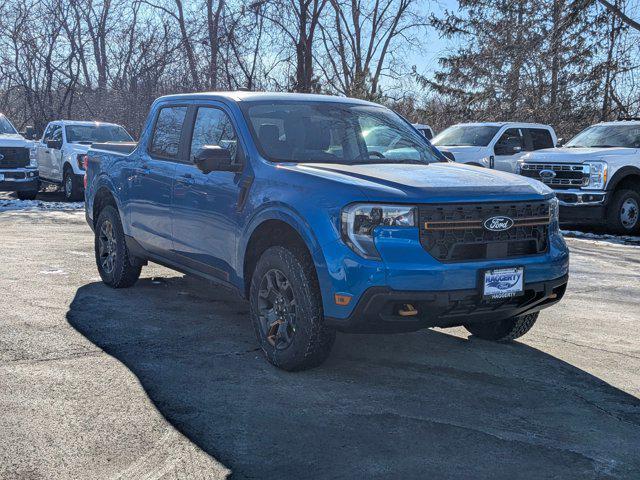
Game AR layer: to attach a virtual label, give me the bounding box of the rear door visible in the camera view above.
[524,127,555,151]
[171,103,245,283]
[128,105,187,255]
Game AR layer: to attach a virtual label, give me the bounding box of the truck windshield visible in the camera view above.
[432,125,500,147]
[65,124,133,144]
[0,115,18,135]
[565,124,640,148]
[242,102,443,164]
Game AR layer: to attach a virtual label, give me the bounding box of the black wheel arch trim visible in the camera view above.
[607,166,640,191]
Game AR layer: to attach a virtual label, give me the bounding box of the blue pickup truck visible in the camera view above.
[84,92,569,370]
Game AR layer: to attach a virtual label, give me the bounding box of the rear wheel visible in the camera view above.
[464,312,539,341]
[249,246,335,371]
[606,189,640,234]
[63,167,83,201]
[95,205,142,288]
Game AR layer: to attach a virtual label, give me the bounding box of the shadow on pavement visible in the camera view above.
[67,276,640,480]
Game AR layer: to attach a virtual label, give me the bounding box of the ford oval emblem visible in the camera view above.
[484,216,514,232]
[539,169,556,179]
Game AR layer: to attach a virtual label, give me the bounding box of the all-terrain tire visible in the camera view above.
[16,190,38,200]
[464,312,539,341]
[249,246,336,371]
[64,166,83,201]
[95,205,142,288]
[606,189,640,234]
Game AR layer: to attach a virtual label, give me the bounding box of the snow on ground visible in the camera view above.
[561,229,640,247]
[0,198,84,212]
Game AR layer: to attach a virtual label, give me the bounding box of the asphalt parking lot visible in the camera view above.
[1,194,640,479]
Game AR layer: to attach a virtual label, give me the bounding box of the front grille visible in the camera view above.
[0,147,29,169]
[419,201,550,262]
[520,163,588,189]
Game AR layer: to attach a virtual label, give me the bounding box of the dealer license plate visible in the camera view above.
[483,267,524,300]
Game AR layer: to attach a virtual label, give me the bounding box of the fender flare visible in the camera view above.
[607,166,640,192]
[89,174,125,229]
[237,204,329,287]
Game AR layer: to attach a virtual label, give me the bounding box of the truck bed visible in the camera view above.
[90,142,138,155]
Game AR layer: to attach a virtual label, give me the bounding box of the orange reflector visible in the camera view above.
[334,293,352,306]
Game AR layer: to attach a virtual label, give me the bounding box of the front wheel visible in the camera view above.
[249,246,336,371]
[64,168,83,201]
[464,312,539,341]
[606,189,640,234]
[95,205,142,288]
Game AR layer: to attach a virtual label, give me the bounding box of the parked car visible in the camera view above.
[432,122,557,172]
[36,120,133,200]
[84,92,569,371]
[0,113,39,200]
[412,123,435,140]
[519,120,640,233]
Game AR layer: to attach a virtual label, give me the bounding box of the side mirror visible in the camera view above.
[46,139,62,149]
[23,126,36,140]
[556,138,565,147]
[193,145,240,174]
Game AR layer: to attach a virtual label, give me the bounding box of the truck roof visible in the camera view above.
[593,120,640,126]
[155,91,380,107]
[451,122,553,129]
[50,120,124,127]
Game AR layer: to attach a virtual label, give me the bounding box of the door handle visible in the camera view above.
[137,164,151,176]
[177,173,195,185]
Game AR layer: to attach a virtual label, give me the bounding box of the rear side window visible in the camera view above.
[150,106,187,158]
[527,128,554,150]
[189,107,238,162]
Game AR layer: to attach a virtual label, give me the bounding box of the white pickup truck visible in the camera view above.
[432,122,557,173]
[36,120,133,200]
[519,120,640,234]
[0,114,39,200]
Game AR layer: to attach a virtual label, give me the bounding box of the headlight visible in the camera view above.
[29,147,38,167]
[341,204,416,259]
[585,161,607,190]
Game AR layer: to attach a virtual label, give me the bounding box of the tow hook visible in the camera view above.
[398,304,418,317]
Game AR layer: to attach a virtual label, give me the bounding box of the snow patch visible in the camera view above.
[561,230,640,247]
[40,269,68,275]
[0,198,84,212]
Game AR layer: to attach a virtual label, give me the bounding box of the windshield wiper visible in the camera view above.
[352,159,429,165]
[589,144,618,148]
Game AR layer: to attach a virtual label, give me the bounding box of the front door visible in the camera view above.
[493,128,526,173]
[171,104,244,283]
[128,105,187,255]
[38,124,62,180]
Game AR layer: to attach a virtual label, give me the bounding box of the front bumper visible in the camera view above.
[326,274,568,333]
[317,226,570,323]
[0,168,39,192]
[555,189,608,225]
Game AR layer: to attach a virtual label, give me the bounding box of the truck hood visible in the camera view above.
[435,145,486,163]
[523,146,639,163]
[0,133,32,148]
[66,143,92,154]
[287,162,552,202]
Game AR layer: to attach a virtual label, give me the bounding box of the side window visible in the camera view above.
[51,125,63,143]
[190,107,238,162]
[495,128,523,155]
[527,128,554,150]
[150,106,188,158]
[42,124,56,142]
